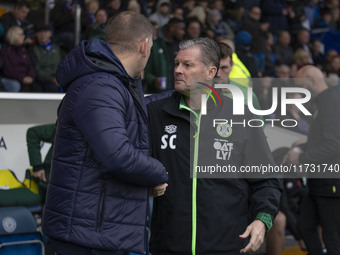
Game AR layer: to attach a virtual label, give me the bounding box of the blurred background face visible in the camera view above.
[159,4,170,15]
[14,6,29,21]
[87,1,99,14]
[95,9,108,23]
[249,7,261,21]
[330,56,340,72]
[279,31,291,46]
[212,0,224,11]
[311,40,322,53]
[210,12,220,23]
[276,65,290,80]
[109,0,121,10]
[172,7,183,19]
[186,21,201,39]
[298,30,310,44]
[35,30,52,44]
[172,22,185,41]
[14,28,25,45]
[326,49,339,62]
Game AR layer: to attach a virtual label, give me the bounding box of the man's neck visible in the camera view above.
[116,53,138,78]
[184,94,202,110]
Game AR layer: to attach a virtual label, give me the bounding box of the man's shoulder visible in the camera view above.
[146,90,176,106]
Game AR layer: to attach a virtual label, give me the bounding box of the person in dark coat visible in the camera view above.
[0,1,34,44]
[42,11,168,255]
[0,26,41,92]
[284,65,340,255]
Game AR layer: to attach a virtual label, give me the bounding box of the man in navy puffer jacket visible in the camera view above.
[42,11,168,255]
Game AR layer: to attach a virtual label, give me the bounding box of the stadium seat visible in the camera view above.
[0,206,44,254]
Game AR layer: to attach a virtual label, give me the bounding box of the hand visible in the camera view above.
[299,239,307,251]
[148,183,168,197]
[283,148,302,165]
[32,169,47,182]
[154,78,163,89]
[24,37,34,44]
[52,77,59,86]
[23,76,33,84]
[239,220,266,253]
[260,22,270,31]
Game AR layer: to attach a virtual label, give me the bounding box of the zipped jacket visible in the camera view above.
[42,39,168,253]
[299,87,340,197]
[147,91,281,255]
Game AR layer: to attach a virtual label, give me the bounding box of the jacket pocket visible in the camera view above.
[96,182,107,232]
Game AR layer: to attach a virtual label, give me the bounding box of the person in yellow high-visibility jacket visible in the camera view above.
[218,38,252,87]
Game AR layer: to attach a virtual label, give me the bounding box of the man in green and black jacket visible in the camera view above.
[147,38,282,255]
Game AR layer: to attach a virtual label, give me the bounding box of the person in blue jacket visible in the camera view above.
[42,11,168,255]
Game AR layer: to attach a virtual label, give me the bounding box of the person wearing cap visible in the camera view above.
[234,30,260,79]
[29,24,62,92]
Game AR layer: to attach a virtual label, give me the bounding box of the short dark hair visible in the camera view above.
[14,0,29,9]
[166,17,185,31]
[217,41,233,60]
[179,37,220,70]
[105,11,153,53]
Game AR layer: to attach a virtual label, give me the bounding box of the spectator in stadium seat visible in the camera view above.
[85,8,108,41]
[290,48,311,77]
[29,25,62,93]
[85,0,100,24]
[207,8,234,40]
[242,6,269,73]
[184,17,202,40]
[259,0,288,37]
[105,0,121,18]
[0,1,34,45]
[274,30,294,66]
[163,18,186,89]
[171,6,184,20]
[234,31,260,78]
[50,0,89,53]
[149,0,171,28]
[0,26,41,92]
[293,28,313,64]
[311,38,326,69]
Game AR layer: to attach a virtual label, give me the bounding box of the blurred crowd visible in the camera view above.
[0,0,339,94]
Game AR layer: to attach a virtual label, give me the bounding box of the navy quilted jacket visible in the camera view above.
[42,39,168,253]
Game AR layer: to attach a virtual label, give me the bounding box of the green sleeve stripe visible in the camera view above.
[255,212,273,232]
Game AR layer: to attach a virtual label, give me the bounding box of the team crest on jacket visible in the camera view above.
[164,124,177,134]
[216,123,232,138]
[161,124,177,149]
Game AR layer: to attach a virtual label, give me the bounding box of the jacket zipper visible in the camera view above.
[96,182,107,231]
[192,112,202,255]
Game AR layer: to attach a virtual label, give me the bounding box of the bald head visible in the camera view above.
[105,11,153,53]
[296,65,323,79]
[295,65,327,96]
[217,38,235,52]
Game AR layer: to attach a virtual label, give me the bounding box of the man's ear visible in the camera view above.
[140,38,149,58]
[208,66,217,79]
